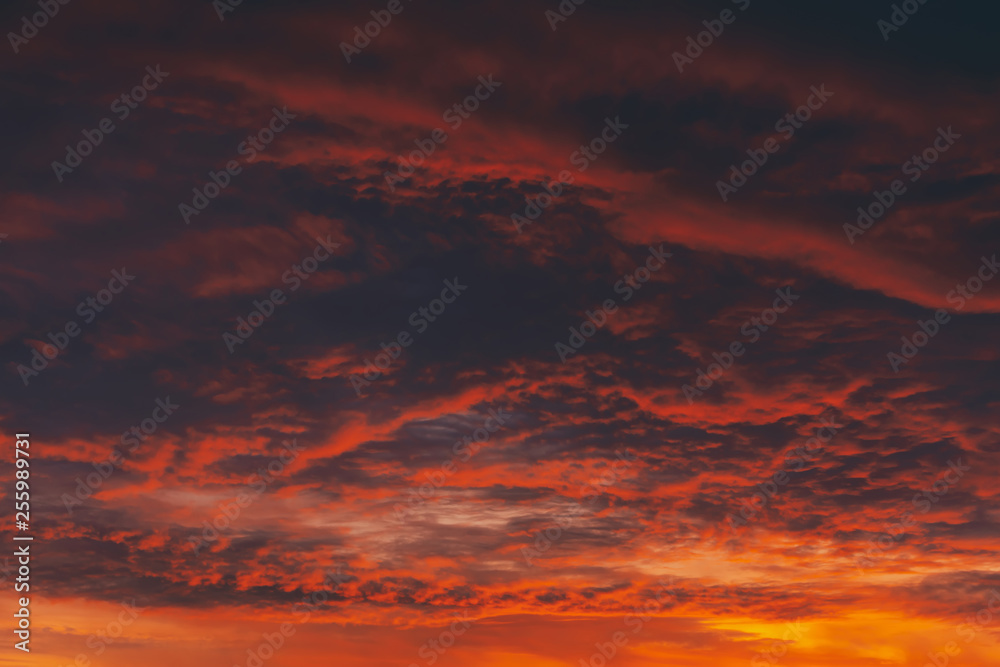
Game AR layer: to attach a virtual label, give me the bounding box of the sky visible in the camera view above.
[2,0,1000,665]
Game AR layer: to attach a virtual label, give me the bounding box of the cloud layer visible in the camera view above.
[2,0,999,665]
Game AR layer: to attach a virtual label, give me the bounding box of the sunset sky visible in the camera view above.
[2,0,1000,666]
